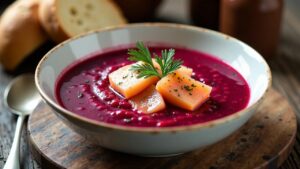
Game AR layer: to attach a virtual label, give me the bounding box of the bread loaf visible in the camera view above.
[0,0,48,71]
[39,0,127,43]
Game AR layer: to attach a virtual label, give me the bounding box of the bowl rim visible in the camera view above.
[35,23,272,133]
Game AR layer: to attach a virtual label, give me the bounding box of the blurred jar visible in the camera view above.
[114,0,162,22]
[220,0,283,58]
[190,0,220,30]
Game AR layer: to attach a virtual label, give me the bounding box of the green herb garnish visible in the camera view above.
[128,41,182,79]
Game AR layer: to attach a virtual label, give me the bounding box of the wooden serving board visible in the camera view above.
[27,88,297,169]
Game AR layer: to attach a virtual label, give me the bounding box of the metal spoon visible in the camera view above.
[3,74,41,169]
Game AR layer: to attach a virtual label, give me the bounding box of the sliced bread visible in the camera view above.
[0,0,48,71]
[39,0,127,43]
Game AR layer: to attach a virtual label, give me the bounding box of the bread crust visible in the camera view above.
[38,0,69,43]
[39,0,127,43]
[0,0,48,71]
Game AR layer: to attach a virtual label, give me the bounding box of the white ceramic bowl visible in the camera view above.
[35,23,271,156]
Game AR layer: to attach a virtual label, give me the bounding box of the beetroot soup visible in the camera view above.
[55,45,250,127]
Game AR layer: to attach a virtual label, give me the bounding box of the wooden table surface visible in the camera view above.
[0,0,299,168]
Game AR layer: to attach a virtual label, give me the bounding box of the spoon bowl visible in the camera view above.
[3,74,41,169]
[4,74,41,115]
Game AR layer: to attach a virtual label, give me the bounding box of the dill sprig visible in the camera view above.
[128,41,182,79]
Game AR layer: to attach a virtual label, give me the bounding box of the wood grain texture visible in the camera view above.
[27,89,297,169]
[270,5,300,169]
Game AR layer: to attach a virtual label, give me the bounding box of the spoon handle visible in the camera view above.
[3,115,25,169]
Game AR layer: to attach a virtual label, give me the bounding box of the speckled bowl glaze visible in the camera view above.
[35,23,271,156]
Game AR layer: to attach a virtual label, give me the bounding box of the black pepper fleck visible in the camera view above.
[184,85,193,91]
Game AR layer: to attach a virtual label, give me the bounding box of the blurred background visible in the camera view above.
[0,0,299,73]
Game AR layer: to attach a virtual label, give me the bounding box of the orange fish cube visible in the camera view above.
[109,64,158,99]
[156,72,212,111]
[176,65,193,77]
[130,85,166,114]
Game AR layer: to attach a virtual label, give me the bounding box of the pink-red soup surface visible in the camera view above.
[55,45,250,127]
